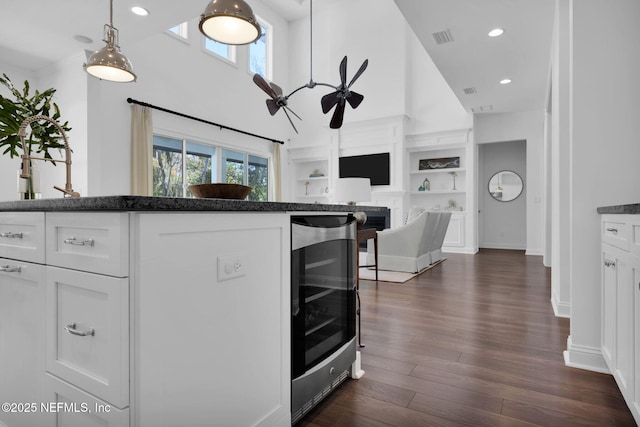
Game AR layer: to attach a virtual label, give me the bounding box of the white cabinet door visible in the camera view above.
[633,259,640,417]
[46,266,129,408]
[0,258,47,427]
[615,250,634,399]
[131,212,290,427]
[602,245,618,370]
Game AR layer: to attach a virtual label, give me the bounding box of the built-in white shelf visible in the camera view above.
[410,190,465,195]
[296,176,328,182]
[410,167,466,175]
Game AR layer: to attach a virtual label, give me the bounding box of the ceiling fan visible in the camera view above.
[252,0,368,132]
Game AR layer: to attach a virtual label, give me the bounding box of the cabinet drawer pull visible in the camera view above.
[64,323,95,337]
[63,237,95,247]
[604,259,616,268]
[0,231,23,239]
[0,264,21,273]
[606,228,619,234]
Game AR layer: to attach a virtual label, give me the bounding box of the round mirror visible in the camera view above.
[488,170,523,202]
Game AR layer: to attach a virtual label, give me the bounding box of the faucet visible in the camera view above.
[18,114,80,198]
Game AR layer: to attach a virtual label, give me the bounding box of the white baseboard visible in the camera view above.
[480,243,526,250]
[551,295,571,318]
[443,247,477,254]
[563,335,610,374]
[525,249,543,256]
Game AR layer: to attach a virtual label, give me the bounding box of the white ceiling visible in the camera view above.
[0,0,555,115]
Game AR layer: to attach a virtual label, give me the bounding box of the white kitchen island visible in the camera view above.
[0,196,387,427]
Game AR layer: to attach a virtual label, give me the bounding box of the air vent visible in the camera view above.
[432,29,454,45]
[471,105,494,113]
[463,87,477,95]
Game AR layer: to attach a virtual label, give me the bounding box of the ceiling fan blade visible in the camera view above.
[282,108,299,134]
[270,81,283,97]
[266,99,281,116]
[321,91,340,114]
[346,91,364,109]
[348,59,368,88]
[330,100,346,129]
[339,56,347,86]
[253,74,277,98]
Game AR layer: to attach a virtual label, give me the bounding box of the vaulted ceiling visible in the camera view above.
[0,0,555,115]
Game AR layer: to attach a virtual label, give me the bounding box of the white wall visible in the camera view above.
[479,140,527,250]
[561,0,640,372]
[474,110,545,255]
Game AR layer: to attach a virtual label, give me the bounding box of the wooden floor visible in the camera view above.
[298,249,636,426]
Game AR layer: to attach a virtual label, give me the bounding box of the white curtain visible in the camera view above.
[273,142,282,201]
[130,105,153,196]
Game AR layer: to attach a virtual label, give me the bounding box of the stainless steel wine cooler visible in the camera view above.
[290,215,357,424]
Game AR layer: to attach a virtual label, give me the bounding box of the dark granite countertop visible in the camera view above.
[597,203,640,215]
[0,195,389,213]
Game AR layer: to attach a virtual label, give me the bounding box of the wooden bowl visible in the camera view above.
[188,183,252,200]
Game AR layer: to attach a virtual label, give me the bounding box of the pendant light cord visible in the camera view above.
[309,0,313,84]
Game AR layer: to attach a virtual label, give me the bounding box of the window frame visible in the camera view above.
[202,35,237,66]
[166,21,190,44]
[249,17,273,80]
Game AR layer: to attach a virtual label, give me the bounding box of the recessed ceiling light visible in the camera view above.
[500,78,512,85]
[131,6,149,16]
[488,28,504,37]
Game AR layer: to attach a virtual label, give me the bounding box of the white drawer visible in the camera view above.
[0,212,45,263]
[44,373,130,427]
[602,218,629,251]
[46,212,129,277]
[46,266,129,408]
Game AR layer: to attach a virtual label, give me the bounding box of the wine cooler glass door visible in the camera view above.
[291,215,356,379]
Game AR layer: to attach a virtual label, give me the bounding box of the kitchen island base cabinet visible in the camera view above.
[132,213,291,427]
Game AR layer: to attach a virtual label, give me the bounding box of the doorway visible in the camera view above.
[478,140,527,249]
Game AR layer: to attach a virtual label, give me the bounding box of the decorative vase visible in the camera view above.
[423,178,430,191]
[17,164,41,200]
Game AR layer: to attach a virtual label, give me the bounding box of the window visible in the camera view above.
[153,136,216,197]
[153,135,269,201]
[168,22,188,40]
[204,37,236,62]
[248,155,269,201]
[249,21,271,79]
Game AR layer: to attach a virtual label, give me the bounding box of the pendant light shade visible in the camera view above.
[84,0,137,82]
[199,0,261,45]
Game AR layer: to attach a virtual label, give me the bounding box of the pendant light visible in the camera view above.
[198,0,261,45]
[84,0,137,82]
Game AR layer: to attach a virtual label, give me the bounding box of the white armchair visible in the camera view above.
[366,210,448,273]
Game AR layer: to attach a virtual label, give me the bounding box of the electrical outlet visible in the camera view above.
[217,255,247,281]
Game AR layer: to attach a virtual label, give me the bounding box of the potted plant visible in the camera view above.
[0,73,71,198]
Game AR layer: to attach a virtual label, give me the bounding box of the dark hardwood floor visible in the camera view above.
[298,249,637,426]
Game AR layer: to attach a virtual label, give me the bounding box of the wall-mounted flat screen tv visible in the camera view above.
[339,152,390,186]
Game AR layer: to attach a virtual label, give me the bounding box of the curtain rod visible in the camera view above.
[126,98,285,145]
